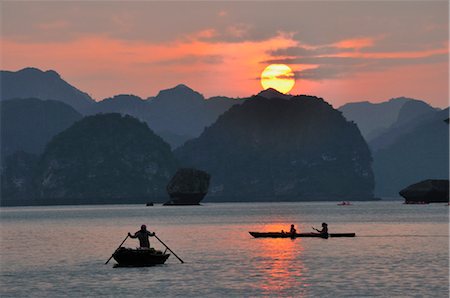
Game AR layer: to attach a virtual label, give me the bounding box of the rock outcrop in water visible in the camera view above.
[399,179,449,203]
[164,168,211,205]
[175,95,374,201]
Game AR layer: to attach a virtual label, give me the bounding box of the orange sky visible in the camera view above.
[1,2,448,107]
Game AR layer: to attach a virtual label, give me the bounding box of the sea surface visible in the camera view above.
[0,201,448,297]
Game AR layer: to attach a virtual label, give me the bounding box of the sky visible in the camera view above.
[1,1,449,107]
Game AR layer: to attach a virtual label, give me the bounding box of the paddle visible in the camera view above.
[154,234,184,264]
[105,234,129,265]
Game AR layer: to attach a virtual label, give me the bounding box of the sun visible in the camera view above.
[260,64,295,94]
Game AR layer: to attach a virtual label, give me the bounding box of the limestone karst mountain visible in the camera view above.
[34,113,178,204]
[176,95,374,201]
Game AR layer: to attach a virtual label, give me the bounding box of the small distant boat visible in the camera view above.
[249,232,356,238]
[337,201,352,206]
[146,202,154,206]
[112,247,170,267]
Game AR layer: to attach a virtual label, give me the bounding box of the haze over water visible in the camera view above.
[1,201,448,297]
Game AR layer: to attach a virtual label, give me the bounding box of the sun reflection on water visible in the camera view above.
[252,231,309,295]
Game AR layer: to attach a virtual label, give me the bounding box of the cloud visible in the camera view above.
[2,1,447,49]
[226,24,252,39]
[218,10,228,17]
[148,55,224,66]
[1,1,448,107]
[270,46,346,57]
[291,52,448,80]
[295,66,353,80]
[264,31,448,81]
[35,20,70,31]
[333,38,375,49]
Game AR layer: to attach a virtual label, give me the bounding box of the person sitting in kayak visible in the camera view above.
[313,223,329,238]
[290,224,297,235]
[128,225,155,248]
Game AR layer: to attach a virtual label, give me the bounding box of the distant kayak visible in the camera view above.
[337,201,352,206]
[249,232,356,238]
[113,247,170,267]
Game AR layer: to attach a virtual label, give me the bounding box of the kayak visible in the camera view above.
[337,201,352,206]
[112,247,170,267]
[249,232,356,238]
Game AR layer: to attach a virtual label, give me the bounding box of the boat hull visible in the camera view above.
[249,232,355,238]
[112,247,170,267]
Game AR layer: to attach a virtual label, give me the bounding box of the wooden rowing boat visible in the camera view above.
[112,247,170,267]
[249,232,356,238]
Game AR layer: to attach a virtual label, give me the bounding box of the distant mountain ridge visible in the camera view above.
[369,100,439,151]
[339,97,421,141]
[0,98,82,159]
[87,86,242,148]
[373,108,449,196]
[1,68,243,148]
[1,68,95,112]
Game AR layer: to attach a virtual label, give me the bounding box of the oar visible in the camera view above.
[154,234,184,264]
[105,235,129,265]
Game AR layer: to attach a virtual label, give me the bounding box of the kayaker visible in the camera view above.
[290,224,297,234]
[128,224,155,248]
[313,222,329,238]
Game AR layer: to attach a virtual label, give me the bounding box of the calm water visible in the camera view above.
[1,201,448,297]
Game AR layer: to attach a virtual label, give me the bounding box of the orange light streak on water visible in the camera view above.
[253,237,309,294]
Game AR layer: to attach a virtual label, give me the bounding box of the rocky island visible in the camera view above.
[164,168,211,205]
[400,179,449,203]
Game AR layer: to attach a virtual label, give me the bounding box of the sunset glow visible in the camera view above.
[0,1,448,106]
[261,64,295,94]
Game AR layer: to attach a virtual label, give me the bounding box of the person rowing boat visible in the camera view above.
[312,222,329,239]
[128,224,155,248]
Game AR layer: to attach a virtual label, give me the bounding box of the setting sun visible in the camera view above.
[261,64,295,94]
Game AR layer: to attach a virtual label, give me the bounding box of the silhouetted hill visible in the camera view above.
[395,100,438,127]
[0,98,82,159]
[257,88,292,100]
[85,87,241,148]
[1,151,39,205]
[369,100,438,151]
[373,108,449,196]
[175,95,374,201]
[204,96,243,124]
[1,68,94,112]
[0,68,241,148]
[145,84,207,137]
[156,131,194,149]
[33,113,178,204]
[146,84,241,138]
[339,97,412,140]
[86,94,149,118]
